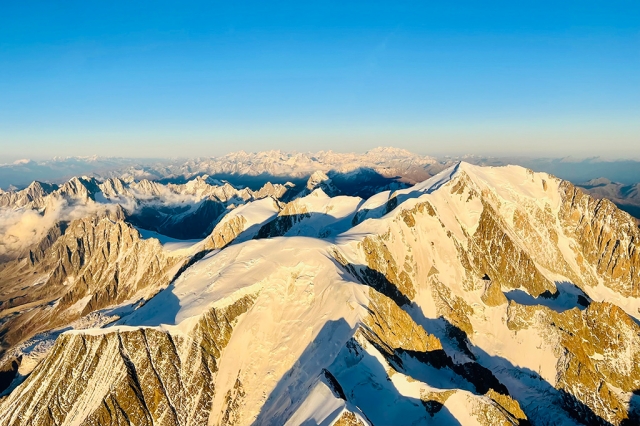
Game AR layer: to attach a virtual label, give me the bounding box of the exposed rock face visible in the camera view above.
[359,235,417,301]
[255,188,363,240]
[329,325,525,426]
[0,176,99,210]
[333,411,367,426]
[255,195,320,238]
[0,181,57,209]
[1,162,640,426]
[481,279,507,306]
[204,197,281,250]
[506,300,640,425]
[0,295,256,426]
[252,181,292,200]
[57,176,101,201]
[302,170,340,197]
[205,215,248,250]
[130,178,165,197]
[578,178,640,224]
[559,181,640,297]
[0,208,181,355]
[99,177,132,198]
[470,201,557,297]
[363,288,442,354]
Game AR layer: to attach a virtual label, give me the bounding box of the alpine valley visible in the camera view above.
[0,149,639,426]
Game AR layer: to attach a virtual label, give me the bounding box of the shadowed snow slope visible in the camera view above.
[1,162,640,426]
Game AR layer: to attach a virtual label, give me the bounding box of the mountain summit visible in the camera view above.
[0,162,639,425]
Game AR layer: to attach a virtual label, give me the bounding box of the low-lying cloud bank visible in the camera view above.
[0,199,119,260]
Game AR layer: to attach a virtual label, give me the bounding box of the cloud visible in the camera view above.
[0,182,208,260]
[0,209,54,258]
[0,198,120,260]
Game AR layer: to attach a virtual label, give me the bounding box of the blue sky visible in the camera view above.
[0,1,638,160]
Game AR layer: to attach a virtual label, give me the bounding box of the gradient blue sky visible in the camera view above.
[1,1,638,160]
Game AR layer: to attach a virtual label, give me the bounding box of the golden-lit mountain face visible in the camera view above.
[1,162,639,425]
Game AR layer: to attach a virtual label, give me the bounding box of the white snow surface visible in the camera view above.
[280,189,363,238]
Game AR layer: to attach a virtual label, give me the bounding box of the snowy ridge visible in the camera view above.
[1,162,640,425]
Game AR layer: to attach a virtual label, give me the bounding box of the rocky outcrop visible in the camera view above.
[358,235,416,302]
[507,301,640,425]
[0,174,296,247]
[99,177,132,198]
[203,197,281,250]
[363,288,442,354]
[130,178,165,197]
[333,411,367,426]
[481,279,507,306]
[0,294,256,426]
[559,181,640,297]
[0,181,57,209]
[256,201,311,238]
[0,209,181,354]
[301,170,340,198]
[252,181,292,200]
[56,176,101,202]
[578,178,640,224]
[470,202,557,297]
[204,215,248,250]
[333,325,526,426]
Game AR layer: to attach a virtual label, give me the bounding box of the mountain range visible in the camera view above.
[3,148,639,224]
[0,152,639,425]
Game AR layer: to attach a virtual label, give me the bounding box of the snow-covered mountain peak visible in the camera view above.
[1,161,640,425]
[365,146,422,158]
[307,170,330,186]
[585,177,613,186]
[303,170,339,197]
